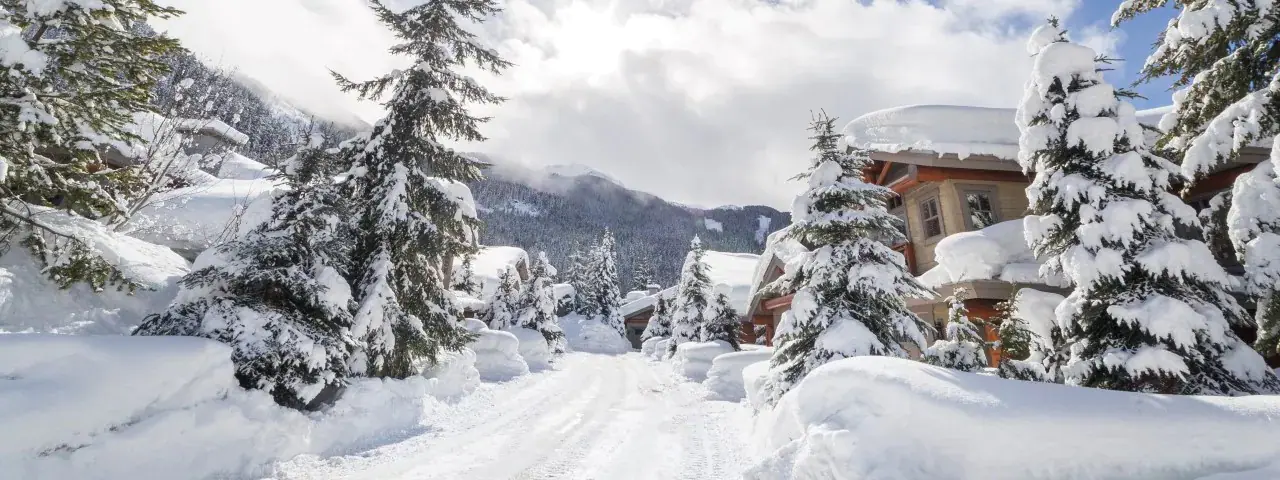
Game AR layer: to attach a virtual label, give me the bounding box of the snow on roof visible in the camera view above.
[458,246,530,301]
[918,219,1068,290]
[175,118,249,146]
[619,286,676,318]
[704,250,762,314]
[746,225,809,305]
[553,283,575,301]
[124,178,281,253]
[215,153,276,180]
[842,105,1021,160]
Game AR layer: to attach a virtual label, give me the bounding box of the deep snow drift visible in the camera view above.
[746,356,1280,480]
[672,340,736,382]
[703,349,773,401]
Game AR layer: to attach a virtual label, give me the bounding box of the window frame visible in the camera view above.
[919,195,944,241]
[957,184,1001,231]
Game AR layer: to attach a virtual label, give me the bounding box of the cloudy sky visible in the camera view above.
[154,0,1174,210]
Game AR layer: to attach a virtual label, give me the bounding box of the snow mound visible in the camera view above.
[842,105,1021,160]
[0,206,190,334]
[672,340,736,381]
[571,318,634,354]
[124,178,280,255]
[704,349,773,401]
[511,327,553,371]
[742,360,772,411]
[461,317,488,332]
[641,336,668,358]
[920,219,1069,289]
[471,329,530,381]
[1016,289,1066,350]
[215,152,276,180]
[746,356,1280,480]
[421,347,481,399]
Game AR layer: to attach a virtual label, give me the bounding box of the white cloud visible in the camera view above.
[156,0,1116,209]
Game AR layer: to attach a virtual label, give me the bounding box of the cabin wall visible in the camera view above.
[901,178,1031,274]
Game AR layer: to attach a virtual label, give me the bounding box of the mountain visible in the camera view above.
[469,157,791,291]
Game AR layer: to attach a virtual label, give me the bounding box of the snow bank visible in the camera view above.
[461,317,488,332]
[0,206,190,334]
[641,336,668,358]
[215,152,276,180]
[920,219,1069,289]
[575,318,634,354]
[124,178,279,254]
[471,329,530,381]
[742,359,772,410]
[1015,289,1066,349]
[704,349,773,401]
[672,340,736,381]
[842,105,1021,160]
[619,286,676,319]
[746,356,1280,480]
[421,347,481,399]
[511,327,553,371]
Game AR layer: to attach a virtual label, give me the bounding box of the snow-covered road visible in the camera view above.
[272,352,750,480]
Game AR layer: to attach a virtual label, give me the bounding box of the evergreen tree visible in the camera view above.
[760,112,930,406]
[566,246,594,316]
[452,255,481,296]
[923,288,988,372]
[1115,0,1280,363]
[517,252,566,354]
[992,293,1048,382]
[134,139,354,411]
[1222,156,1280,358]
[642,294,673,341]
[332,0,507,377]
[1016,21,1279,395]
[704,292,741,350]
[0,1,182,290]
[669,236,713,355]
[484,268,521,330]
[631,257,657,292]
[587,229,625,336]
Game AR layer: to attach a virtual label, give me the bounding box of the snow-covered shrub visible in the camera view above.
[471,329,530,381]
[704,349,773,401]
[420,347,480,399]
[572,317,634,354]
[923,288,988,372]
[672,340,735,381]
[746,356,1280,480]
[653,338,674,360]
[669,237,713,354]
[742,360,771,411]
[515,252,567,355]
[511,327,553,371]
[462,318,488,332]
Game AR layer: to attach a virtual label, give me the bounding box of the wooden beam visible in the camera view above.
[1185,164,1253,199]
[876,161,894,185]
[914,165,1029,183]
[762,294,794,312]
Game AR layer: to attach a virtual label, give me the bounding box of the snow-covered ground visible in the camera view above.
[272,352,749,480]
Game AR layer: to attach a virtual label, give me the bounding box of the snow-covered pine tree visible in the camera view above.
[1224,150,1280,358]
[1016,20,1279,395]
[1114,0,1280,363]
[704,292,741,350]
[452,255,481,296]
[641,294,673,341]
[992,293,1048,382]
[631,257,656,292]
[484,268,521,330]
[923,288,988,372]
[134,138,354,411]
[567,247,595,316]
[588,229,625,336]
[668,236,713,355]
[759,112,931,406]
[517,252,567,354]
[332,0,508,378]
[0,1,182,290]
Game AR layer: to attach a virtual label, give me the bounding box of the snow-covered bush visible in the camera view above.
[641,336,668,358]
[923,288,988,372]
[746,356,1280,480]
[704,349,773,401]
[420,347,481,399]
[471,329,530,381]
[672,340,735,381]
[652,338,674,360]
[511,327,553,371]
[742,360,771,411]
[572,316,634,354]
[462,318,488,332]
[515,252,566,355]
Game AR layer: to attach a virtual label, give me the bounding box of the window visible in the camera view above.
[888,194,908,243]
[920,197,943,238]
[962,189,998,230]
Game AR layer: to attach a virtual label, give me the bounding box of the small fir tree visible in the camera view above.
[517,252,567,354]
[992,293,1048,382]
[669,236,713,355]
[760,112,931,406]
[485,268,521,330]
[0,1,182,289]
[452,255,481,296]
[567,246,595,316]
[588,229,625,336]
[1016,21,1279,394]
[642,294,673,341]
[134,140,354,411]
[332,0,507,377]
[704,292,742,351]
[923,288,988,372]
[753,324,769,346]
